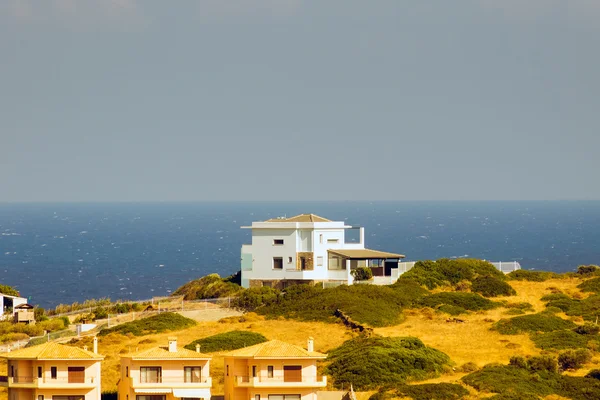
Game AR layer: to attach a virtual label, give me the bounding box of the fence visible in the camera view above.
[490,261,522,274]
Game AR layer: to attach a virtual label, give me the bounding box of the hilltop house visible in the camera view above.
[240,214,404,288]
[117,337,212,400]
[0,293,27,322]
[0,339,104,400]
[223,338,326,400]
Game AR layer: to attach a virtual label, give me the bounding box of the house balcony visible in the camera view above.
[128,376,212,390]
[0,376,98,389]
[233,375,327,388]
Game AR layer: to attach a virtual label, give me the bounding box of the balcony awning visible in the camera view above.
[328,248,405,259]
[172,388,211,398]
[134,389,172,394]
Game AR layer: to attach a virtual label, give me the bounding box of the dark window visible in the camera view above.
[273,239,284,245]
[267,396,300,400]
[184,366,202,383]
[135,396,165,400]
[68,367,85,383]
[9,366,14,377]
[273,257,283,269]
[140,367,161,383]
[51,367,57,379]
[52,397,84,400]
[125,367,128,378]
[38,396,43,400]
[283,366,302,382]
[226,365,229,377]
[268,366,274,378]
[252,365,257,378]
[255,396,260,400]
[38,366,42,378]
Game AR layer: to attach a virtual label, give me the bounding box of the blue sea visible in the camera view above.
[1,201,599,309]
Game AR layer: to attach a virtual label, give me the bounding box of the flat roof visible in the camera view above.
[328,248,405,259]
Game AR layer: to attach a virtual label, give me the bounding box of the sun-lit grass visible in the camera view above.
[506,278,585,312]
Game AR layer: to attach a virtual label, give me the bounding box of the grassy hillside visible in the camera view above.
[171,273,242,300]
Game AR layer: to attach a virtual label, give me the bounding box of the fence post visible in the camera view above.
[228,297,230,309]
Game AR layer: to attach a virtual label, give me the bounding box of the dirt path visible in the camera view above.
[178,308,243,322]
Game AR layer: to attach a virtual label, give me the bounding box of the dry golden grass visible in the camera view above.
[508,277,585,312]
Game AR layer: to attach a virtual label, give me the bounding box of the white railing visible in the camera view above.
[490,261,521,274]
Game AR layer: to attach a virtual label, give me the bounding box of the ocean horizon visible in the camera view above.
[1,201,599,309]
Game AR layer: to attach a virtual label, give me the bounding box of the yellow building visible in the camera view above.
[223,338,327,400]
[117,338,211,400]
[0,338,104,400]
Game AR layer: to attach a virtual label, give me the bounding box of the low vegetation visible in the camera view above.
[0,319,68,344]
[507,270,560,282]
[492,313,576,335]
[371,383,469,400]
[418,292,498,315]
[544,293,600,322]
[531,330,591,350]
[235,281,427,327]
[578,277,600,293]
[171,273,242,300]
[184,330,267,353]
[0,284,19,297]
[325,336,453,390]
[471,276,516,297]
[98,312,196,337]
[397,258,506,290]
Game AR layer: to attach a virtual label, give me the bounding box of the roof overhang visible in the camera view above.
[172,388,211,398]
[134,389,172,394]
[328,249,405,259]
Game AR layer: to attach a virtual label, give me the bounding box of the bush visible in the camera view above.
[398,258,505,290]
[172,273,243,300]
[437,305,467,316]
[545,293,600,322]
[419,292,498,312]
[509,356,528,369]
[98,312,196,337]
[0,284,20,296]
[558,349,592,370]
[585,369,600,380]
[578,277,600,293]
[577,265,599,276]
[326,336,453,390]
[472,276,516,297]
[351,267,373,281]
[394,383,469,400]
[527,355,558,373]
[492,313,576,335]
[233,286,280,312]
[458,362,479,372]
[531,330,590,350]
[574,323,600,335]
[507,270,559,282]
[38,319,66,332]
[184,330,267,353]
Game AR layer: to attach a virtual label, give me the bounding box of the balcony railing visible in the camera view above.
[132,376,212,386]
[0,376,97,387]
[233,375,326,388]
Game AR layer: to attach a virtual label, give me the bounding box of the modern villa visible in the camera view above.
[0,340,104,400]
[0,293,28,322]
[240,214,405,288]
[117,337,212,400]
[223,338,327,400]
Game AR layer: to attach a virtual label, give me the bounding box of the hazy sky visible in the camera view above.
[1,0,599,201]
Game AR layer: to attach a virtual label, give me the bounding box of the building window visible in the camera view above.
[52,397,84,400]
[287,257,293,264]
[184,366,202,383]
[140,367,162,383]
[9,366,14,377]
[273,257,283,269]
[327,238,339,244]
[51,367,57,379]
[328,257,342,270]
[252,365,257,377]
[268,365,274,378]
[135,396,165,400]
[255,396,260,400]
[68,367,85,383]
[268,396,301,400]
[273,239,284,245]
[126,366,129,377]
[38,366,42,378]
[283,366,302,382]
[319,234,323,244]
[317,256,323,266]
[38,396,43,400]
[226,365,229,377]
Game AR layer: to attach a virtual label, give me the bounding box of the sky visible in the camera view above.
[1,0,599,202]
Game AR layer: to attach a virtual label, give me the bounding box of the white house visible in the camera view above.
[240,214,404,289]
[0,292,27,321]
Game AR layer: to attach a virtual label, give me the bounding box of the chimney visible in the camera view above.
[307,337,314,352]
[196,344,201,353]
[93,337,98,354]
[168,337,177,353]
[84,346,88,351]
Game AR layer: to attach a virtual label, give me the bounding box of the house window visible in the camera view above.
[273,257,283,269]
[273,239,284,245]
[283,366,302,382]
[268,396,301,400]
[9,366,14,377]
[184,366,202,383]
[226,365,229,377]
[52,397,84,400]
[327,238,339,244]
[268,366,274,378]
[328,257,342,270]
[126,366,129,377]
[140,367,162,383]
[252,365,257,377]
[38,396,43,400]
[255,396,260,400]
[287,257,293,264]
[135,396,165,400]
[38,366,42,378]
[51,367,57,379]
[68,367,85,383]
[319,234,323,244]
[317,256,323,266]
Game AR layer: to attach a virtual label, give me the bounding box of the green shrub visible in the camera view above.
[458,362,479,372]
[98,312,196,337]
[507,270,559,282]
[394,383,469,400]
[326,336,453,390]
[0,284,20,296]
[472,276,516,297]
[242,282,426,327]
[172,273,242,300]
[184,330,267,353]
[509,356,528,369]
[437,305,467,316]
[577,265,599,276]
[492,313,576,335]
[531,330,590,350]
[585,369,600,380]
[351,267,373,281]
[419,292,498,312]
[541,293,571,302]
[527,355,558,373]
[545,293,600,322]
[575,323,600,335]
[398,258,505,290]
[578,277,600,293]
[558,349,592,370]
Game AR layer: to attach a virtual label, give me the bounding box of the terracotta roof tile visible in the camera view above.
[0,342,103,360]
[224,340,326,359]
